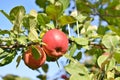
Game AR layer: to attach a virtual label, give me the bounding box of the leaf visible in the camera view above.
[114,52,120,63]
[16,55,22,68]
[46,4,62,20]
[70,74,89,80]
[37,74,46,80]
[0,52,9,59]
[102,35,120,49]
[37,13,50,26]
[115,77,120,80]
[17,35,27,45]
[36,0,49,9]
[97,55,108,68]
[0,48,4,53]
[97,26,109,35]
[73,52,82,61]
[58,15,76,26]
[64,54,89,75]
[108,25,120,36]
[65,59,90,80]
[31,46,41,60]
[74,38,89,45]
[10,6,26,33]
[2,74,31,80]
[58,0,70,11]
[65,61,88,75]
[75,13,87,22]
[116,66,120,72]
[0,10,12,23]
[28,27,38,41]
[0,30,10,35]
[106,58,115,71]
[42,64,48,73]
[69,43,77,56]
[0,52,16,66]
[29,10,37,17]
[10,6,25,21]
[107,71,114,79]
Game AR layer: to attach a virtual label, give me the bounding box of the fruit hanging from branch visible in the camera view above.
[23,45,46,70]
[42,29,69,58]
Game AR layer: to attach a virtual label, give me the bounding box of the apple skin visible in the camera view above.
[103,52,110,56]
[23,45,46,70]
[42,29,68,58]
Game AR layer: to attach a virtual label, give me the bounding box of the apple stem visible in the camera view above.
[76,21,80,37]
[67,24,71,37]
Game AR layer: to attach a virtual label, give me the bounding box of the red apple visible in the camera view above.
[42,29,68,58]
[23,45,46,70]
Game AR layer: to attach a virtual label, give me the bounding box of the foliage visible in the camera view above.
[0,0,120,80]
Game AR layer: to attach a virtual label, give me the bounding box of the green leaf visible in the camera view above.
[0,52,9,59]
[0,10,12,23]
[37,13,50,26]
[36,0,49,9]
[76,0,91,14]
[0,52,16,66]
[116,66,120,72]
[115,77,120,80]
[0,48,4,53]
[29,10,37,17]
[10,6,25,22]
[74,38,89,45]
[0,30,10,35]
[28,27,38,41]
[10,6,26,33]
[114,52,120,63]
[106,58,115,71]
[107,71,114,79]
[17,35,27,45]
[46,4,62,20]
[2,74,31,80]
[37,74,46,80]
[97,55,108,68]
[42,64,48,73]
[70,74,89,80]
[64,54,89,75]
[75,13,87,22]
[59,0,70,11]
[31,46,41,60]
[74,52,82,61]
[69,43,77,56]
[65,61,88,75]
[16,55,22,68]
[108,25,120,36]
[58,16,76,26]
[102,35,120,49]
[97,26,108,35]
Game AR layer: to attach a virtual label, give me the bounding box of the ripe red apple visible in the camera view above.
[23,45,46,70]
[42,29,68,58]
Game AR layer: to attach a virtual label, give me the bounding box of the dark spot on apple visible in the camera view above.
[55,47,62,52]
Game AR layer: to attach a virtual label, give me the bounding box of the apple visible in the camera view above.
[23,45,46,70]
[42,29,68,58]
[61,74,68,79]
[103,52,110,56]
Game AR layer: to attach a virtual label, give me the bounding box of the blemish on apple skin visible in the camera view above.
[55,47,62,52]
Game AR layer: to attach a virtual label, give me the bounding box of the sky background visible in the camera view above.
[0,0,99,80]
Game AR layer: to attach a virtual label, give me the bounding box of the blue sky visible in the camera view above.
[0,0,66,80]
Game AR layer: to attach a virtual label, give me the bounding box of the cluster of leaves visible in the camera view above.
[0,0,120,80]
